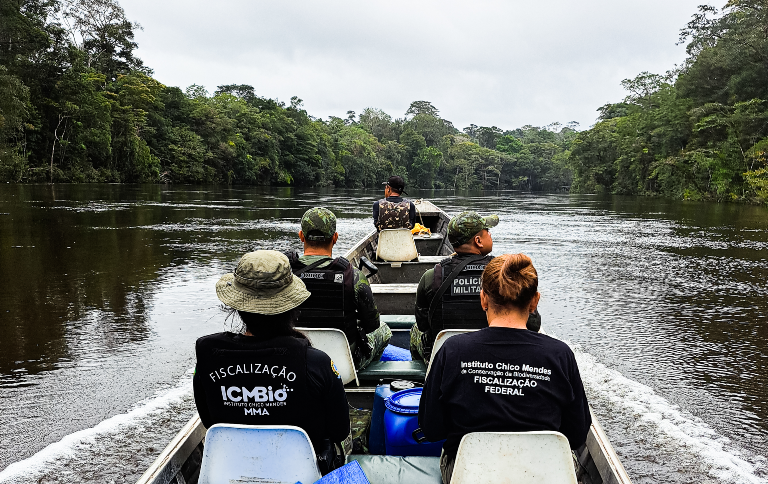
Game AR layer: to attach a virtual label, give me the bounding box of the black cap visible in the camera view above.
[383,175,407,195]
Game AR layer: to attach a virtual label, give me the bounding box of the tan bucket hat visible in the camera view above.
[215,250,310,315]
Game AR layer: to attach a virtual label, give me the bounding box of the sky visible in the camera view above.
[120,0,710,131]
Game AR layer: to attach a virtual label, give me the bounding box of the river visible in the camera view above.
[0,184,766,484]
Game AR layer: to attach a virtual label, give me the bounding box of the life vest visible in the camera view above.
[428,254,494,337]
[195,334,310,427]
[376,199,412,231]
[287,253,358,344]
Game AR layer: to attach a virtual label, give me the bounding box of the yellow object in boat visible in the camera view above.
[411,223,431,236]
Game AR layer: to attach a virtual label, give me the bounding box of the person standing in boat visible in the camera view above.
[410,211,541,361]
[193,250,351,473]
[373,175,416,231]
[418,254,591,484]
[286,207,392,369]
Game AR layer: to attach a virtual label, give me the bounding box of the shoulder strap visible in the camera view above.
[427,254,486,326]
[432,264,443,293]
[293,257,331,276]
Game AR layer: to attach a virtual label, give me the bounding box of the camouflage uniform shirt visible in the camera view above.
[298,255,381,335]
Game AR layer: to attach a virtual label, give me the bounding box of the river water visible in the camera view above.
[0,185,766,484]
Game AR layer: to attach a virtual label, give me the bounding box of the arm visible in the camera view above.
[559,354,592,449]
[192,363,213,428]
[354,269,381,334]
[308,349,352,444]
[418,346,448,441]
[372,200,379,229]
[414,268,434,331]
[409,201,416,228]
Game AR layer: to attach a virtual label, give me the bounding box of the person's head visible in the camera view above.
[383,175,407,197]
[216,250,311,338]
[448,211,499,255]
[480,253,540,317]
[298,207,338,254]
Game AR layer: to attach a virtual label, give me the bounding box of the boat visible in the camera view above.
[135,199,632,484]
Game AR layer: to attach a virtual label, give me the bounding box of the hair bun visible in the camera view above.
[482,253,538,310]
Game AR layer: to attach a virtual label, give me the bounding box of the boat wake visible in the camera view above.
[570,343,767,484]
[0,372,196,484]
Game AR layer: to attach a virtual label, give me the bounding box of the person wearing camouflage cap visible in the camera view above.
[286,207,392,370]
[410,211,542,361]
[193,250,351,472]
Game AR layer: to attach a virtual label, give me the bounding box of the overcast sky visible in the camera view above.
[120,0,708,131]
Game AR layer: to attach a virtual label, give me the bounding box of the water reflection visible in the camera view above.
[0,185,766,484]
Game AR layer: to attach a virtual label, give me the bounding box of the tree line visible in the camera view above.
[1,0,767,203]
[570,0,768,203]
[0,0,575,190]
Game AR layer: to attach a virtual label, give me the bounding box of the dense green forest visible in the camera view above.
[0,0,767,202]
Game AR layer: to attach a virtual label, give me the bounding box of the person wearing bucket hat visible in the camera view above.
[373,175,416,231]
[418,254,590,484]
[285,207,392,370]
[193,250,351,473]
[409,211,542,361]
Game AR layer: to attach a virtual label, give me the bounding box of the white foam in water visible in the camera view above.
[569,343,767,484]
[0,373,194,483]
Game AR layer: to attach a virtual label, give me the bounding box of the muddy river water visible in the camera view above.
[0,185,766,483]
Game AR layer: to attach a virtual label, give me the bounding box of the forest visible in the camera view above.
[0,0,767,202]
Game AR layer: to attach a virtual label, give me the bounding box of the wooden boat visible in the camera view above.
[136,199,632,484]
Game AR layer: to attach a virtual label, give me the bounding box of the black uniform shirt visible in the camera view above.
[418,327,591,457]
[193,332,350,448]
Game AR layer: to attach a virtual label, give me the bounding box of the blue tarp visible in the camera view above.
[312,460,371,484]
[380,344,412,361]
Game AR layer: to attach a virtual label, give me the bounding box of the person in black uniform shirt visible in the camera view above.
[373,175,416,231]
[286,207,391,369]
[410,211,541,362]
[418,253,591,484]
[193,250,351,473]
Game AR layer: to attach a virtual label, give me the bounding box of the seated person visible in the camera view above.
[373,175,416,231]
[193,250,350,472]
[418,254,591,484]
[286,207,391,369]
[411,211,541,361]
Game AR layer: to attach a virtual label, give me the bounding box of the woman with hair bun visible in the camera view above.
[418,254,591,484]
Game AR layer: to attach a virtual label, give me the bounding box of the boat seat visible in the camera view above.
[298,327,359,386]
[346,455,442,484]
[370,284,418,315]
[380,314,416,330]
[357,360,427,381]
[426,329,478,375]
[450,431,578,484]
[198,424,321,484]
[376,229,418,262]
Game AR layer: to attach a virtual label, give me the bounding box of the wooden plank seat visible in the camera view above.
[370,284,418,315]
[345,455,442,484]
[374,256,445,284]
[357,360,427,382]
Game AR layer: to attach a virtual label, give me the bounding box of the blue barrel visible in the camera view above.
[384,388,445,456]
[369,383,394,455]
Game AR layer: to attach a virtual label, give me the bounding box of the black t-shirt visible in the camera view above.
[193,332,350,448]
[418,327,591,457]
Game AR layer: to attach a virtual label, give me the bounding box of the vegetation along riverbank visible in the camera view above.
[1,0,767,204]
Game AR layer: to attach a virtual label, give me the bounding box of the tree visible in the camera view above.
[405,100,440,118]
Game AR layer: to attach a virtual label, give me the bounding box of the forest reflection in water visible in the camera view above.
[0,184,766,484]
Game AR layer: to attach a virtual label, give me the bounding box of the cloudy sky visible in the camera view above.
[121,0,708,131]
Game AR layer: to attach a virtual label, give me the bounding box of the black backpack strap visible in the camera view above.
[432,263,443,293]
[293,256,332,276]
[427,254,486,327]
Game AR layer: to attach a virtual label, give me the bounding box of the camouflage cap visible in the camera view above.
[448,211,500,246]
[301,207,337,241]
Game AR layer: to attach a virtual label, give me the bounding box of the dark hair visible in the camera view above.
[481,253,538,311]
[304,230,333,249]
[235,308,308,342]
